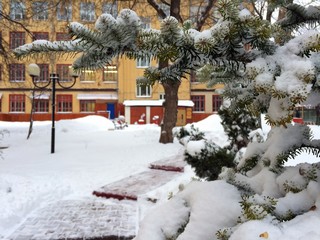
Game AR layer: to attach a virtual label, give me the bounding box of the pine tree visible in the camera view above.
[278,3,320,30]
[14,1,218,144]
[12,0,283,146]
[14,2,320,238]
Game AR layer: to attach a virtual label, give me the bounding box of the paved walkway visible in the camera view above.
[93,169,183,200]
[8,156,187,240]
[9,199,137,240]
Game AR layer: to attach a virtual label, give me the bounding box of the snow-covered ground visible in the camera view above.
[0,116,187,238]
[0,115,319,240]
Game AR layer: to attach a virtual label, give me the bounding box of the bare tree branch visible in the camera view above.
[250,1,264,19]
[196,0,217,31]
[170,0,183,23]
[159,0,170,6]
[0,10,34,38]
[147,0,168,19]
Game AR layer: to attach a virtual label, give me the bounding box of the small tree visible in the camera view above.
[13,2,244,144]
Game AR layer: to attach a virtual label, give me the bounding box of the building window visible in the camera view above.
[56,64,72,82]
[191,95,205,112]
[57,95,72,112]
[56,32,71,41]
[136,56,150,68]
[9,94,25,112]
[80,100,95,112]
[34,99,49,112]
[80,2,95,22]
[103,65,117,82]
[32,1,49,20]
[141,17,151,29]
[102,2,117,17]
[10,32,25,49]
[33,32,49,41]
[57,2,72,21]
[80,69,96,82]
[10,0,26,20]
[9,64,25,82]
[212,95,222,112]
[34,64,49,82]
[159,93,165,100]
[136,80,151,97]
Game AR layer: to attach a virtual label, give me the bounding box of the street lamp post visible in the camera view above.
[27,64,79,154]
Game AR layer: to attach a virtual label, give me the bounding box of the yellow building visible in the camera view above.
[0,0,223,125]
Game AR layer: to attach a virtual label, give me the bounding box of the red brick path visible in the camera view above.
[8,156,187,240]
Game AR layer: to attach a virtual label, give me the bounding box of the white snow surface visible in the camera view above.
[0,115,320,240]
[0,116,184,238]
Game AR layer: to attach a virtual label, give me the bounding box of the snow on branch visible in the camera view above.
[14,39,84,59]
[278,3,320,30]
[14,9,141,66]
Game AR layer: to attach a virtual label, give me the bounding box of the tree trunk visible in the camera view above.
[146,1,214,143]
[159,81,180,143]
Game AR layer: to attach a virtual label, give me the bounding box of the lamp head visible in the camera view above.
[69,67,80,78]
[27,63,40,77]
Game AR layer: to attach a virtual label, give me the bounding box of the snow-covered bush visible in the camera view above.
[218,99,261,152]
[176,125,235,181]
[185,140,235,181]
[137,2,320,239]
[174,124,204,146]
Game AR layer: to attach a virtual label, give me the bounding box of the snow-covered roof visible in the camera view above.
[179,100,194,107]
[77,93,118,100]
[123,100,164,106]
[298,91,320,107]
[123,100,194,107]
[29,93,50,99]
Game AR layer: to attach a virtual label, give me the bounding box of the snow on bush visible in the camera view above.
[135,181,241,240]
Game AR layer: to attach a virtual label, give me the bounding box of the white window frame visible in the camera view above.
[57,2,72,21]
[159,93,165,100]
[80,69,96,83]
[136,56,150,68]
[103,65,118,82]
[141,17,151,29]
[136,82,152,97]
[102,2,118,17]
[80,2,95,22]
[10,0,26,20]
[32,1,49,20]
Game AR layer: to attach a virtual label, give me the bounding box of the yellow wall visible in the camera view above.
[0,0,226,119]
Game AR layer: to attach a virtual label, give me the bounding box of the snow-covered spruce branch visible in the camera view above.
[67,22,106,50]
[272,141,320,172]
[13,39,85,59]
[136,29,162,54]
[278,3,320,30]
[236,124,318,174]
[72,51,115,70]
[160,16,183,46]
[247,31,320,126]
[14,9,141,63]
